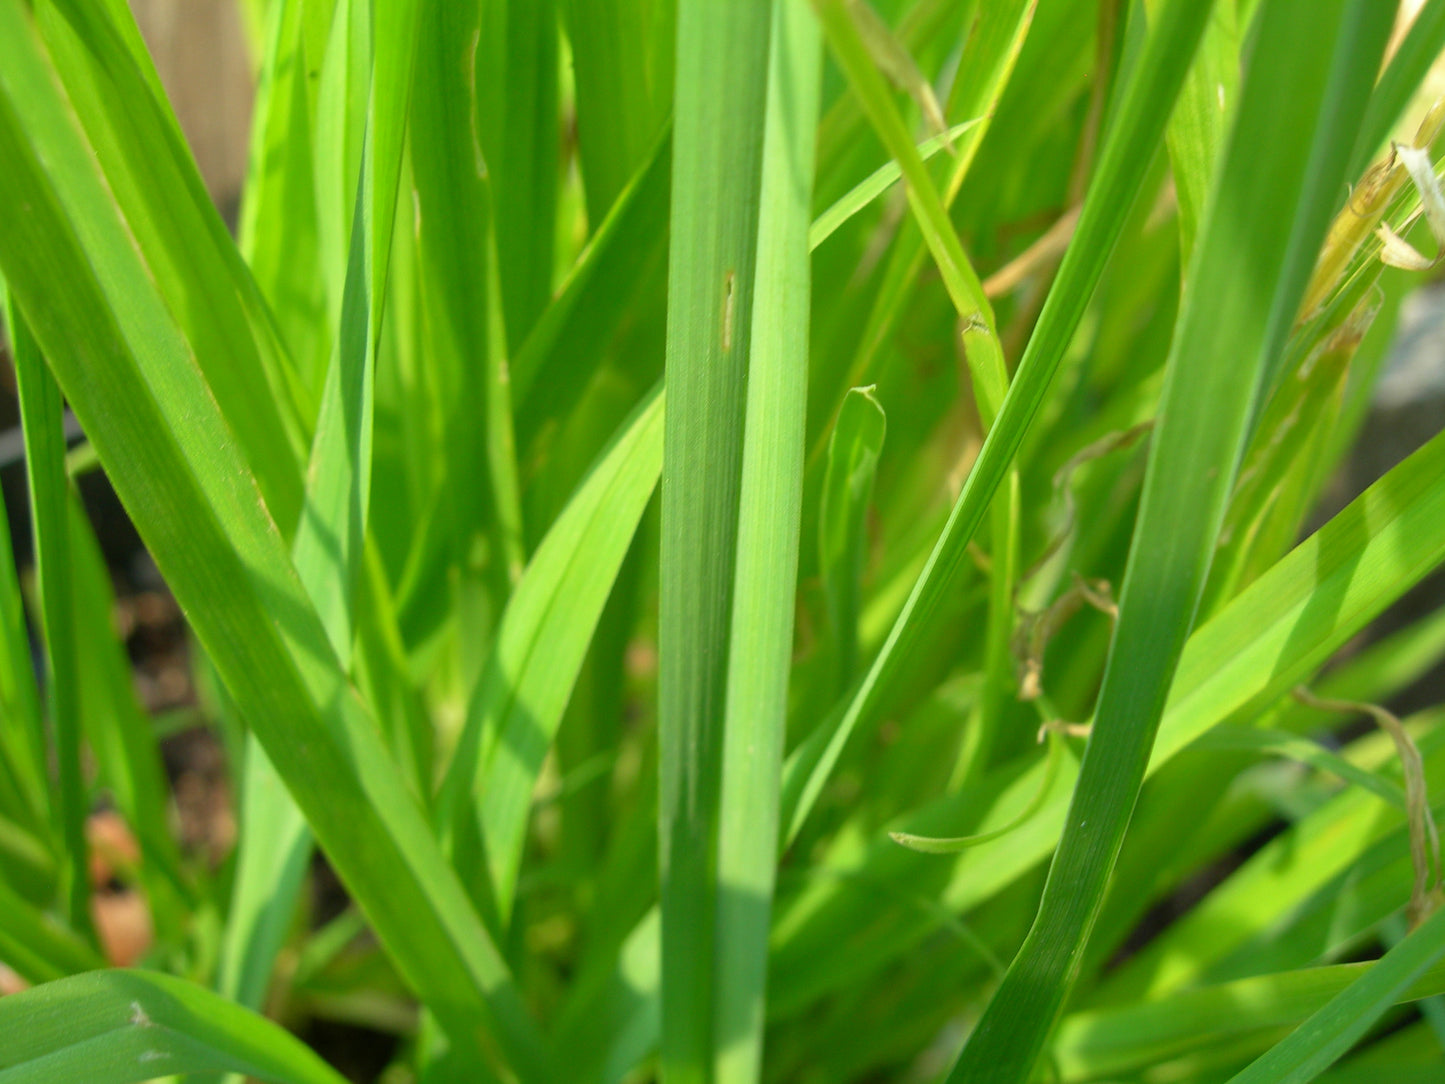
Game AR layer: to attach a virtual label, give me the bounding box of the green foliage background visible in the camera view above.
[2,0,1445,1081]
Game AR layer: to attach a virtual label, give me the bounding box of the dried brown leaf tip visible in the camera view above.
[1293,687,1444,928]
[845,0,954,153]
[1376,143,1445,271]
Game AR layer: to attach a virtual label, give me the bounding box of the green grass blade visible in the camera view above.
[659,1,775,1078]
[67,498,191,941]
[954,466,1023,787]
[1056,943,1445,1078]
[436,386,664,928]
[948,5,1398,1075]
[34,0,307,526]
[292,0,421,654]
[1092,745,1443,1009]
[812,0,973,193]
[0,970,349,1084]
[779,0,1215,848]
[807,118,982,250]
[221,0,423,1013]
[7,300,94,949]
[1149,0,1239,259]
[476,0,558,351]
[805,0,1033,449]
[764,386,1445,1035]
[1196,725,1407,810]
[1227,904,1445,1084]
[713,6,820,1079]
[0,7,553,1075]
[0,813,55,911]
[512,127,671,460]
[1202,303,1357,613]
[217,749,311,1012]
[0,322,48,836]
[1151,425,1445,775]
[311,0,369,327]
[0,875,103,986]
[818,386,886,696]
[562,0,673,230]
[410,0,515,598]
[238,0,330,395]
[353,544,432,791]
[1351,0,1445,178]
[516,108,968,474]
[813,0,1006,425]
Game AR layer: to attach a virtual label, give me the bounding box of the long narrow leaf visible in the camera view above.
[949,5,1396,1074]
[779,0,1215,848]
[659,2,775,1079]
[0,6,553,1077]
[222,0,424,1015]
[1056,944,1445,1078]
[1227,904,1445,1084]
[0,970,349,1084]
[7,299,93,947]
[713,6,820,1081]
[947,4,1398,1081]
[436,386,664,928]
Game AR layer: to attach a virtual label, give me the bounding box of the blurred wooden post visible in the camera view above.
[129,0,254,221]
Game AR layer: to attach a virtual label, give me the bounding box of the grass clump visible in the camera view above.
[3,0,1445,1081]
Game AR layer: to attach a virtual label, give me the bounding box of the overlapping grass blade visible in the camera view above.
[32,0,307,524]
[561,0,673,231]
[222,0,423,1013]
[5,0,1445,1078]
[0,875,103,986]
[292,0,420,653]
[0,812,54,912]
[0,386,47,836]
[779,0,1214,847]
[818,386,886,695]
[67,499,191,942]
[0,5,553,1076]
[813,0,1006,423]
[515,109,975,476]
[1195,725,1407,809]
[712,6,820,1079]
[436,386,663,929]
[411,0,523,594]
[512,128,671,453]
[475,0,558,352]
[1092,756,1444,1007]
[805,0,1033,444]
[1227,904,1445,1084]
[949,4,1398,1073]
[587,321,1445,1063]
[0,970,349,1084]
[1148,0,1238,259]
[557,6,1221,1066]
[1055,943,1445,1079]
[237,0,330,395]
[1202,303,1359,613]
[658,0,776,1077]
[7,300,93,948]
[1351,0,1445,178]
[766,421,1445,1019]
[311,0,369,327]
[808,118,982,251]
